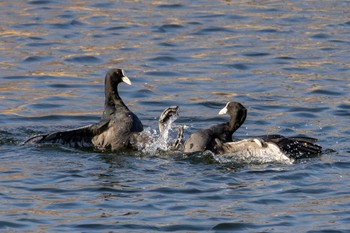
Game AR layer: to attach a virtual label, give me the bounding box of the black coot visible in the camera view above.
[213,101,322,160]
[24,69,143,151]
[183,102,247,153]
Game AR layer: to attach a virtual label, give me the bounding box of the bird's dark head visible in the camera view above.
[105,69,131,88]
[218,101,247,129]
[219,101,246,116]
[103,69,132,116]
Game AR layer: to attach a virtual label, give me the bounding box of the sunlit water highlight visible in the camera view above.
[1,0,350,232]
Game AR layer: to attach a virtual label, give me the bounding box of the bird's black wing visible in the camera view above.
[261,134,322,159]
[130,111,143,132]
[24,119,110,148]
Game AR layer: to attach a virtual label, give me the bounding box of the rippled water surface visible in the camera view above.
[1,0,350,232]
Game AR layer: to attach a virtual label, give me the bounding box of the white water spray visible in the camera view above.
[136,113,180,153]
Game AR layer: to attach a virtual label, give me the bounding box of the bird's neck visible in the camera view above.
[228,114,243,133]
[103,87,129,118]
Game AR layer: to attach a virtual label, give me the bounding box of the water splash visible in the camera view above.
[136,114,180,153]
[160,112,178,142]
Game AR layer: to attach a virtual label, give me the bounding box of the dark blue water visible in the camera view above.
[1,0,350,232]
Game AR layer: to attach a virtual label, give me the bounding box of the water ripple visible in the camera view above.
[22,55,54,63]
[157,3,183,9]
[243,52,271,57]
[309,89,343,96]
[212,222,258,231]
[149,56,179,62]
[192,26,234,35]
[64,55,101,63]
[49,20,85,29]
[144,71,181,77]
[157,24,184,33]
[311,33,331,39]
[1,0,350,232]
[28,0,51,5]
[26,41,64,47]
[105,26,128,31]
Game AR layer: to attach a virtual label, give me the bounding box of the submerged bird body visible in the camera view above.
[214,136,322,164]
[213,101,322,162]
[214,138,292,164]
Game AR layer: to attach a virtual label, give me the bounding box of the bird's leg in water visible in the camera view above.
[171,125,184,150]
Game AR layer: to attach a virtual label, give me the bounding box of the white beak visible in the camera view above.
[218,106,227,115]
[121,69,131,85]
[122,76,131,85]
[218,102,230,115]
